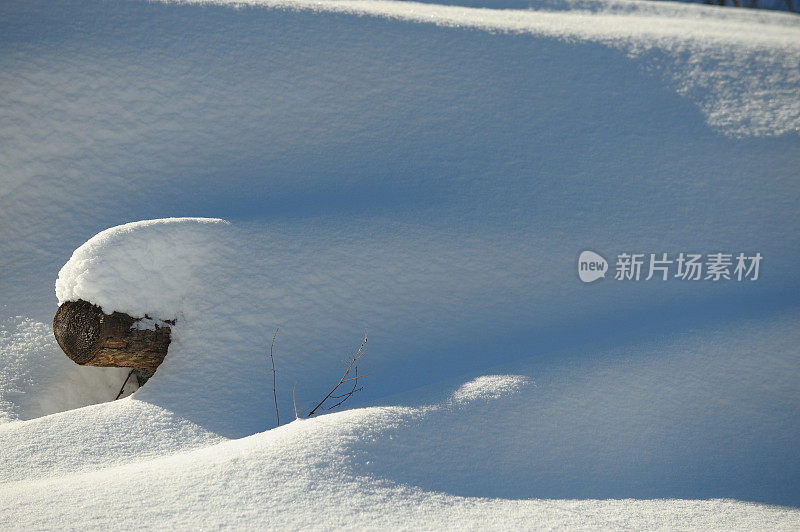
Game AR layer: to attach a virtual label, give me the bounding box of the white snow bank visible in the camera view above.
[42,218,581,436]
[360,308,800,503]
[1,216,798,524]
[0,398,222,483]
[1,310,799,527]
[450,374,529,404]
[178,0,800,137]
[56,217,231,320]
[0,217,240,423]
[3,0,799,326]
[0,317,135,422]
[0,0,798,526]
[54,218,282,437]
[2,409,799,530]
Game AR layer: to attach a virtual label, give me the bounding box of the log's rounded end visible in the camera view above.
[54,299,171,370]
[53,299,105,365]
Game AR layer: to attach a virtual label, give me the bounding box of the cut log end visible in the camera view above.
[53,299,171,371]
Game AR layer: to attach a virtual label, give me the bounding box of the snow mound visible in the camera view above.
[3,411,800,529]
[0,317,133,422]
[179,0,800,137]
[3,307,800,528]
[6,404,799,530]
[0,0,798,527]
[0,398,222,484]
[55,218,278,437]
[56,217,231,320]
[0,217,796,525]
[450,374,529,404]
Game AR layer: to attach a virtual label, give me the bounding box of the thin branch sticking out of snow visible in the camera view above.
[307,331,368,417]
[270,327,280,426]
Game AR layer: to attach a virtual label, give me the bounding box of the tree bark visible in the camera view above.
[53,299,171,371]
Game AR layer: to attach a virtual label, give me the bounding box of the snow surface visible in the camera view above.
[0,317,133,422]
[1,311,799,527]
[450,374,530,403]
[183,0,800,137]
[1,0,799,527]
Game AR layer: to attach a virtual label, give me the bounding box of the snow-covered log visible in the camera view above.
[53,299,171,370]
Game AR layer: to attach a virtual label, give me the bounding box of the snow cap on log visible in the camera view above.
[55,217,230,321]
[53,218,230,371]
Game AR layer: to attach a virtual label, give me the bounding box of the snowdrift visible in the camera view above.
[1,0,799,527]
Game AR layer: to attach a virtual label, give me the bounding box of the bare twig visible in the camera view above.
[270,327,280,426]
[330,389,363,400]
[115,369,135,400]
[293,381,299,420]
[307,331,368,417]
[341,372,373,383]
[327,365,360,410]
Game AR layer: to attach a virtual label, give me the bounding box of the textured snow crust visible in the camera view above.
[1,0,799,527]
[1,310,799,528]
